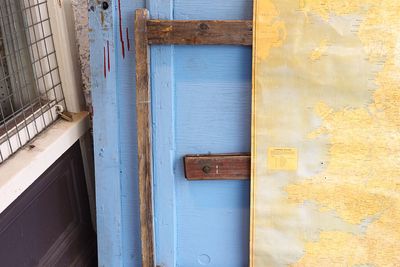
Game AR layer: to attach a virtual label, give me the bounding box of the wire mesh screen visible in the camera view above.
[0,0,65,163]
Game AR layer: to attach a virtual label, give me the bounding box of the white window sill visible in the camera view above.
[0,111,90,213]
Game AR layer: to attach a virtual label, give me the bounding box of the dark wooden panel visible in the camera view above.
[135,8,156,267]
[0,142,97,266]
[184,154,251,180]
[147,20,253,45]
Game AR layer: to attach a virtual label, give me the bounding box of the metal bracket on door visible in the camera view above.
[134,8,252,266]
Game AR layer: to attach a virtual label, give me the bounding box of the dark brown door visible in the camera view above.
[0,142,97,266]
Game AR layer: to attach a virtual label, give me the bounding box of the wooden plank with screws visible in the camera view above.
[184,154,251,180]
[146,20,253,45]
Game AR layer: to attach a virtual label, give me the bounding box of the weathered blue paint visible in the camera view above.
[88,1,123,266]
[90,0,253,266]
[89,0,143,266]
[174,0,253,20]
[147,0,177,264]
[173,45,252,267]
[116,1,144,266]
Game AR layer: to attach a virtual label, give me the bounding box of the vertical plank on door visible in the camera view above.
[90,0,148,265]
[88,0,123,266]
[146,0,177,265]
[135,8,156,267]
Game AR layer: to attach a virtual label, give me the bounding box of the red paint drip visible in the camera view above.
[103,46,107,78]
[107,40,111,71]
[118,0,125,58]
[126,28,130,51]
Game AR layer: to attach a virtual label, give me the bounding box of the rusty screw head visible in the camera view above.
[202,165,211,174]
[199,23,209,30]
[102,1,109,10]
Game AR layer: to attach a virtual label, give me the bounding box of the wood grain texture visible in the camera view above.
[184,154,250,180]
[147,20,253,45]
[135,9,155,267]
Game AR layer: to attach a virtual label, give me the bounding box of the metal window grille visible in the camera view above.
[0,0,65,163]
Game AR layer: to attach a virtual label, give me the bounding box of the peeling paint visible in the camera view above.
[162,26,173,32]
[118,0,125,58]
[104,46,107,78]
[107,40,110,72]
[126,27,130,51]
[100,11,105,26]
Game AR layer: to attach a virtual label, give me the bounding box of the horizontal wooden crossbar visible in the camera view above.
[184,154,251,180]
[147,20,253,45]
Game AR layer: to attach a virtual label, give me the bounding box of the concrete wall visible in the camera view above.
[71,1,92,113]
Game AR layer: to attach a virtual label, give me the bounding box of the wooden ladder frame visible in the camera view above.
[135,8,253,266]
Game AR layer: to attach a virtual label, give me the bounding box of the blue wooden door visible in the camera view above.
[152,2,253,266]
[90,0,253,266]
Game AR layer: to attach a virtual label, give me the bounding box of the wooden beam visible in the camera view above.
[135,9,155,267]
[184,154,251,180]
[147,20,253,45]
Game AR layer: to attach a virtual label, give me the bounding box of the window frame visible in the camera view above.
[0,0,84,163]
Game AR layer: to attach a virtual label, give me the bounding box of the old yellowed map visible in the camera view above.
[250,1,400,266]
